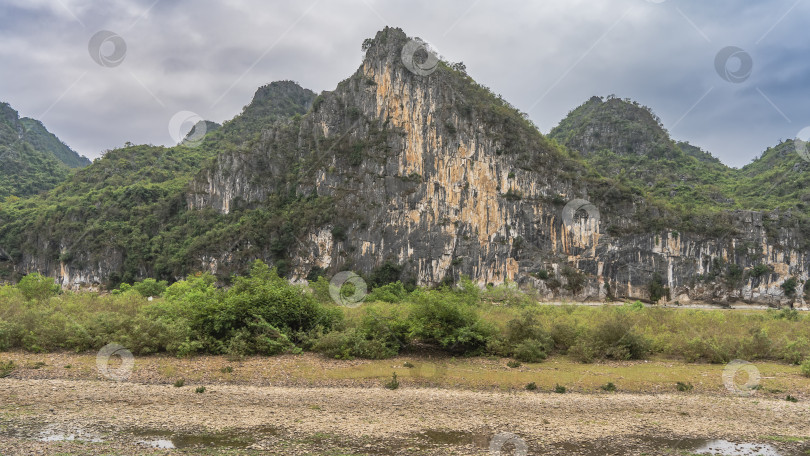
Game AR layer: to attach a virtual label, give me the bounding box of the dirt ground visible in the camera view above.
[1,352,809,455]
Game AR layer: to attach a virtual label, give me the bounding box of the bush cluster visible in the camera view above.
[1,268,809,367]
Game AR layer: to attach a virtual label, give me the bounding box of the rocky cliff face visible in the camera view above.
[185,28,809,308]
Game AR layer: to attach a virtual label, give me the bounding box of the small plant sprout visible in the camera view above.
[384,372,400,390]
[601,382,617,392]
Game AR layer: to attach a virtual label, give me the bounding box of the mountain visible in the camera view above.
[549,96,739,211]
[0,102,90,199]
[0,80,316,284]
[0,28,807,308]
[550,95,810,249]
[550,95,810,219]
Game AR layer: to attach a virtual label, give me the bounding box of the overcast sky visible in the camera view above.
[1,0,808,168]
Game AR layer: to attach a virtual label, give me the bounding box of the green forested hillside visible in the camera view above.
[550,95,810,227]
[0,102,90,199]
[0,81,321,283]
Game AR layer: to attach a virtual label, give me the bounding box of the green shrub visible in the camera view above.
[314,308,407,360]
[626,300,644,310]
[366,281,409,303]
[132,278,168,297]
[0,360,15,378]
[224,320,296,357]
[801,359,810,377]
[554,384,566,394]
[549,322,579,353]
[407,288,492,354]
[174,379,185,387]
[506,360,521,368]
[368,262,403,287]
[648,272,670,303]
[195,386,206,394]
[774,308,799,321]
[525,382,537,391]
[187,261,341,354]
[513,339,550,363]
[781,278,798,297]
[786,395,798,403]
[384,372,399,390]
[600,382,617,392]
[561,266,586,295]
[535,269,549,280]
[310,276,332,303]
[597,314,650,360]
[488,312,553,362]
[739,328,773,360]
[312,329,355,360]
[568,340,598,363]
[751,264,771,278]
[676,381,693,392]
[17,273,60,301]
[782,338,810,365]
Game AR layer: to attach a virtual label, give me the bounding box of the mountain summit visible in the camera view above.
[0,102,90,198]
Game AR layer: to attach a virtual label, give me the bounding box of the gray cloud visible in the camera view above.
[0,0,807,168]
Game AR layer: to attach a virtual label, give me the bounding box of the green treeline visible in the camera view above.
[1,262,809,370]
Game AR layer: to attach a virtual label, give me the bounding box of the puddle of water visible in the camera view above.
[692,440,782,455]
[553,436,804,456]
[138,439,175,449]
[130,425,280,449]
[414,431,803,456]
